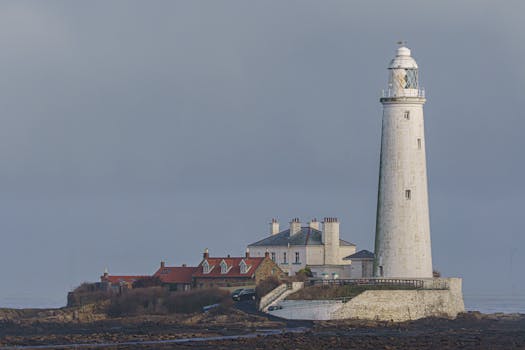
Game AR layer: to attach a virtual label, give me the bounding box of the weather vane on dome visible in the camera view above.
[397,40,407,46]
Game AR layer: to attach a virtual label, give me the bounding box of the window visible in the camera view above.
[417,138,422,149]
[271,252,276,262]
[220,260,228,274]
[283,252,287,264]
[202,260,210,274]
[404,111,410,120]
[405,189,411,200]
[295,252,300,264]
[240,260,247,274]
[379,266,384,277]
[405,69,418,88]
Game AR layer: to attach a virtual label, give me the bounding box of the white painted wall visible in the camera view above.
[338,245,356,264]
[305,245,324,265]
[375,97,433,278]
[347,259,374,278]
[250,245,309,275]
[322,219,340,265]
[268,300,343,320]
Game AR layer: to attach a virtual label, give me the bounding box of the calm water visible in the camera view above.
[2,295,525,314]
[464,294,525,314]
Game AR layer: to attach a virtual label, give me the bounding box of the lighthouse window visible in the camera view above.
[405,189,411,200]
[417,138,422,149]
[404,111,410,120]
[405,69,418,88]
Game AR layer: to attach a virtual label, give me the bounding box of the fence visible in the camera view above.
[307,278,449,290]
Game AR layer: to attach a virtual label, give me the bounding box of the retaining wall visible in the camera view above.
[330,278,465,321]
[268,300,342,320]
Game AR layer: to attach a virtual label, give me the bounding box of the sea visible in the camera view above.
[2,294,525,314]
[464,294,525,314]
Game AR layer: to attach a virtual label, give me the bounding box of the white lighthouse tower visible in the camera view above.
[374,45,433,278]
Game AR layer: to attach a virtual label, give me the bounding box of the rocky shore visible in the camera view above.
[1,305,524,349]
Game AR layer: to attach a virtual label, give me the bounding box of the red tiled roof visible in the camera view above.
[102,275,149,284]
[153,266,197,284]
[193,257,266,278]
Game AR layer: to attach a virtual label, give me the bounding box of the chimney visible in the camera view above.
[203,248,209,259]
[182,264,187,267]
[160,261,165,268]
[270,218,280,235]
[322,217,340,265]
[103,267,109,278]
[264,249,270,258]
[290,217,301,235]
[245,247,250,258]
[308,218,320,230]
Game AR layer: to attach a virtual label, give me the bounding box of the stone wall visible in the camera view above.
[268,300,343,320]
[330,278,464,321]
[259,284,287,311]
[254,257,285,283]
[260,282,304,311]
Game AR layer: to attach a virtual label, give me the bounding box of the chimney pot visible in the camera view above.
[160,261,165,268]
[270,218,280,235]
[245,247,250,258]
[290,218,302,235]
[203,248,209,259]
[309,218,320,230]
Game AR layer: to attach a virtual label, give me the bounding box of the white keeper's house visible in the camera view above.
[247,217,370,279]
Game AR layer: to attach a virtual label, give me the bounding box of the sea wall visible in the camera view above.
[330,278,465,321]
[268,300,343,320]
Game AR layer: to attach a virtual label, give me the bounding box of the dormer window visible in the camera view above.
[202,260,210,274]
[240,260,248,274]
[220,260,228,274]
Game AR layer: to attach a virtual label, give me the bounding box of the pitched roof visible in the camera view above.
[343,249,375,260]
[248,227,356,247]
[102,275,149,285]
[193,257,266,278]
[153,266,197,284]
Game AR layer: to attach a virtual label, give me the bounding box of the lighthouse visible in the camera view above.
[374,45,433,278]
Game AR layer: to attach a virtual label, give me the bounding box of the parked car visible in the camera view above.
[233,288,256,301]
[231,288,245,301]
[267,305,283,311]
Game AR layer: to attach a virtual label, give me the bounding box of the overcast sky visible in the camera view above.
[0,1,524,308]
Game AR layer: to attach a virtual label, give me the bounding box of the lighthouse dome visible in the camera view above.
[383,45,422,96]
[388,46,418,69]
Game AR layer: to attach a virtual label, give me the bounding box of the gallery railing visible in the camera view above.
[307,278,449,290]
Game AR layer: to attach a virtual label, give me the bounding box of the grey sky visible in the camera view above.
[0,1,524,307]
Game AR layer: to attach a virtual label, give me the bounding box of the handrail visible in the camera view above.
[307,278,449,290]
[381,88,425,98]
